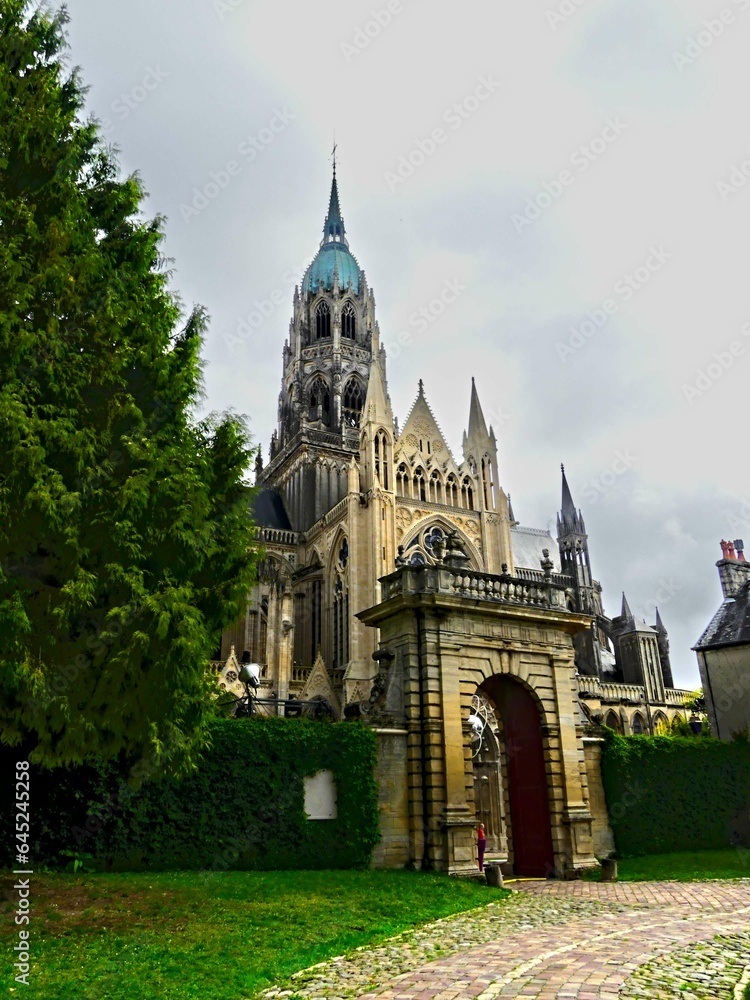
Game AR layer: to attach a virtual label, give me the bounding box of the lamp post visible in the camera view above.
[236,661,261,716]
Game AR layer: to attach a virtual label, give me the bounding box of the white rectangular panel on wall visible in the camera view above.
[304,769,338,820]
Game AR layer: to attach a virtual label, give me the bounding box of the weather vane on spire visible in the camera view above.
[331,133,338,175]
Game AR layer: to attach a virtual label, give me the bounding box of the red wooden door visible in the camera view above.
[490,679,554,877]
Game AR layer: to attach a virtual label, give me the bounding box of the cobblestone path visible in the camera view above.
[264,879,750,1000]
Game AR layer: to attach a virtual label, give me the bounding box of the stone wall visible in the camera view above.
[371,728,411,868]
[583,739,616,858]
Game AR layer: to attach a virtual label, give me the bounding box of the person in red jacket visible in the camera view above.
[477,823,487,872]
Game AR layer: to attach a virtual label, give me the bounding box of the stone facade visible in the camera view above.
[694,544,750,740]
[218,168,695,872]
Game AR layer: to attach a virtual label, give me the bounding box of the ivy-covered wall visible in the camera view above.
[1,718,380,871]
[600,731,750,856]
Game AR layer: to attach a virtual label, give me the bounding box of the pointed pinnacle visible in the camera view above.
[561,465,576,517]
[467,378,490,441]
[621,592,633,620]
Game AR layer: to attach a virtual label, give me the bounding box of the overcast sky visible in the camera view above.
[61,0,750,688]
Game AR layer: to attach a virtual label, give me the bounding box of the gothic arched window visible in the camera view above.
[342,379,365,427]
[308,376,331,425]
[653,713,669,735]
[605,711,621,733]
[341,300,356,340]
[315,300,331,340]
[413,467,426,502]
[396,463,408,497]
[375,430,390,489]
[405,524,446,566]
[446,474,458,506]
[462,477,474,511]
[631,713,645,735]
[430,470,442,504]
[331,543,349,672]
[481,456,494,508]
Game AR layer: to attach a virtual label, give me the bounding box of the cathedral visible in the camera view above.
[219,166,690,736]
[216,167,693,874]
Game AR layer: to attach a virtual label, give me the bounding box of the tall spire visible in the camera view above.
[467,377,490,441]
[322,162,348,247]
[561,464,576,519]
[621,592,633,621]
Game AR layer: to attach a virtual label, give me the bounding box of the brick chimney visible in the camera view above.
[717,539,750,598]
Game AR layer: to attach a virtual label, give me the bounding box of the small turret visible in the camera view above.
[556,465,595,613]
[654,607,675,688]
[621,592,633,622]
[462,378,499,512]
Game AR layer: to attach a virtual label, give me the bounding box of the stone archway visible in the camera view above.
[469,692,504,856]
[480,674,555,877]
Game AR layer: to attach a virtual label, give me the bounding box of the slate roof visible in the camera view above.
[693,581,750,650]
[511,525,562,573]
[252,488,292,530]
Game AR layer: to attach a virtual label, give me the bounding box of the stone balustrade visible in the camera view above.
[575,675,647,703]
[323,496,350,526]
[257,526,298,546]
[666,687,694,706]
[381,564,570,611]
[576,675,695,708]
[515,566,575,589]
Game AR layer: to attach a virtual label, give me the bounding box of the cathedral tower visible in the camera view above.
[260,167,387,530]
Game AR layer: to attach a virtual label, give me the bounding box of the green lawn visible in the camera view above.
[584,848,750,882]
[1,869,503,999]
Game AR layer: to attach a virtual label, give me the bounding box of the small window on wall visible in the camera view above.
[632,714,645,735]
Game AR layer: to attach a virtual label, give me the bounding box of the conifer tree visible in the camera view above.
[0,1,258,773]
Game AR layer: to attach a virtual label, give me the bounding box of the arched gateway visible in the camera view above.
[358,559,609,878]
[479,677,555,877]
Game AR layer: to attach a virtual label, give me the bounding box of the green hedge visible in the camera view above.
[1,718,380,871]
[600,731,750,856]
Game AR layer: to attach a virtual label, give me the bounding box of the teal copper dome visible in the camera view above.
[303,242,361,294]
[302,167,361,294]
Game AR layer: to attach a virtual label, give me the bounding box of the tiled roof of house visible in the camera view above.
[693,580,750,650]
